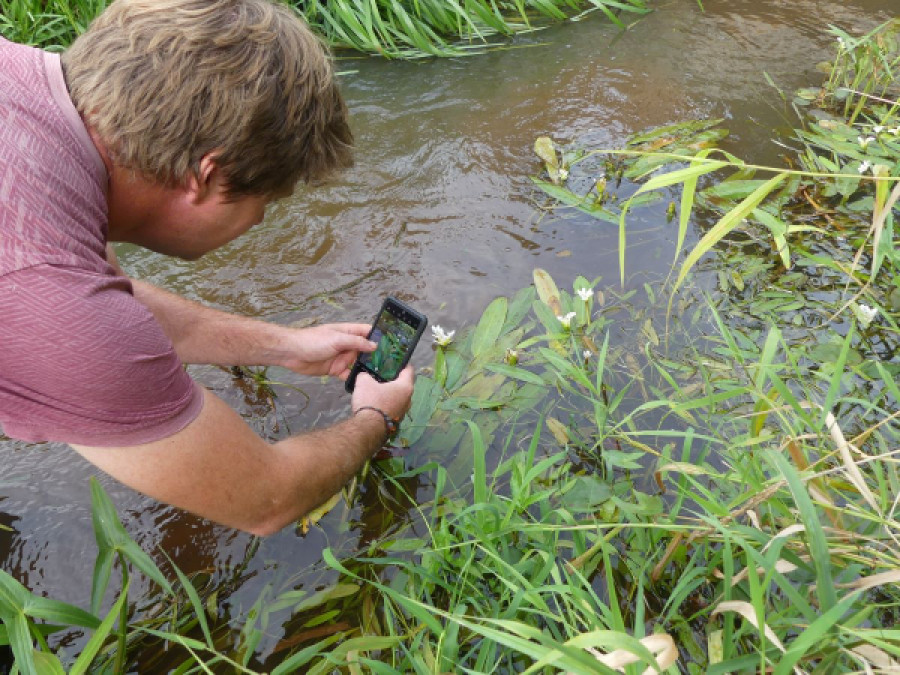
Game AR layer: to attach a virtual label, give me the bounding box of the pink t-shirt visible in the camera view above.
[0,37,203,446]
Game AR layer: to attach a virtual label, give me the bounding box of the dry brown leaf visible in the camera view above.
[715,559,799,587]
[581,634,679,674]
[711,600,785,653]
[836,569,900,592]
[849,643,900,670]
[826,411,879,512]
[761,524,806,552]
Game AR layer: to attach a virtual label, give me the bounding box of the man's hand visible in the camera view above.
[280,323,377,379]
[351,368,415,421]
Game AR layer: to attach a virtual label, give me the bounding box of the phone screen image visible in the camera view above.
[358,310,419,381]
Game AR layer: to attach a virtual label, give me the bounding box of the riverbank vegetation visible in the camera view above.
[1,0,650,56]
[2,12,899,675]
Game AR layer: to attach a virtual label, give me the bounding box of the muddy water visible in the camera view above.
[0,0,894,663]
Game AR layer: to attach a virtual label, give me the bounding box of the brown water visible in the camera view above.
[0,0,894,665]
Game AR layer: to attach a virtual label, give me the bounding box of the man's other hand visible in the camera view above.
[282,323,376,379]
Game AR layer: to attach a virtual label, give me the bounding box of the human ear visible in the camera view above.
[186,151,223,204]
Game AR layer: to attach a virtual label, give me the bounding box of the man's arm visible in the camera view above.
[107,247,372,376]
[131,279,373,377]
[72,369,413,536]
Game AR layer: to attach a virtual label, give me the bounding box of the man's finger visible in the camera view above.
[333,323,373,337]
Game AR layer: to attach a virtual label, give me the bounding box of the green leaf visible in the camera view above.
[466,420,488,504]
[69,581,129,675]
[90,479,173,596]
[270,634,345,675]
[4,612,35,675]
[31,650,64,675]
[22,597,99,630]
[484,364,546,386]
[90,548,114,618]
[560,476,612,512]
[533,268,562,316]
[673,172,789,296]
[471,297,507,358]
[168,561,213,648]
[766,451,837,613]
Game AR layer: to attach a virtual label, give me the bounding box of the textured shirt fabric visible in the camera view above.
[0,37,203,446]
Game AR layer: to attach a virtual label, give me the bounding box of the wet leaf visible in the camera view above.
[560,476,612,512]
[641,318,659,346]
[485,364,546,386]
[533,268,562,315]
[807,342,863,366]
[32,650,65,675]
[453,373,506,401]
[546,417,570,445]
[533,137,560,183]
[471,297,507,358]
[890,286,900,311]
[708,630,724,664]
[300,492,343,534]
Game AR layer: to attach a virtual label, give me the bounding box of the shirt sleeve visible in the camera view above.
[0,264,204,446]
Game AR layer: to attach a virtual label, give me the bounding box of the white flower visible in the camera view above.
[858,304,878,327]
[583,350,593,360]
[859,160,871,174]
[837,37,846,49]
[558,168,569,181]
[576,287,593,302]
[431,325,455,347]
[557,311,576,329]
[858,136,876,148]
[873,125,885,134]
[890,127,900,135]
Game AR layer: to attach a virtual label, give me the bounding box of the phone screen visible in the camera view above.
[358,305,422,381]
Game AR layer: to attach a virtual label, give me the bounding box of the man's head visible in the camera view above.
[62,0,353,200]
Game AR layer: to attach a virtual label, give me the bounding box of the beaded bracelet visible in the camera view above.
[353,406,400,437]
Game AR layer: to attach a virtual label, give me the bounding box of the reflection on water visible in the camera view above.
[0,0,894,661]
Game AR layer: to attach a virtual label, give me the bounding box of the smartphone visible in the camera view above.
[345,296,428,393]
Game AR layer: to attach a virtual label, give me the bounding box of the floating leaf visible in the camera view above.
[471,297,508,358]
[533,268,562,315]
[533,137,560,183]
[561,476,612,512]
[545,417,570,445]
[641,318,659,346]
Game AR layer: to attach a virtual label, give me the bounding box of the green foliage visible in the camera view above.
[1,0,650,56]
[0,0,106,50]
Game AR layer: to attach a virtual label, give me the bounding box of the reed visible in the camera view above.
[0,0,650,55]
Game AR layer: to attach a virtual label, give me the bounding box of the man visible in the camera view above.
[0,0,414,536]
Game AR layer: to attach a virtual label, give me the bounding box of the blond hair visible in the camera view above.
[62,0,353,196]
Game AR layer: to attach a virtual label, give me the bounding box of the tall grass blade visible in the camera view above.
[671,172,789,296]
[69,580,129,675]
[766,451,838,612]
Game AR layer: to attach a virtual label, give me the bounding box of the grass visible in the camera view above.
[1,0,651,56]
[1,12,899,675]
